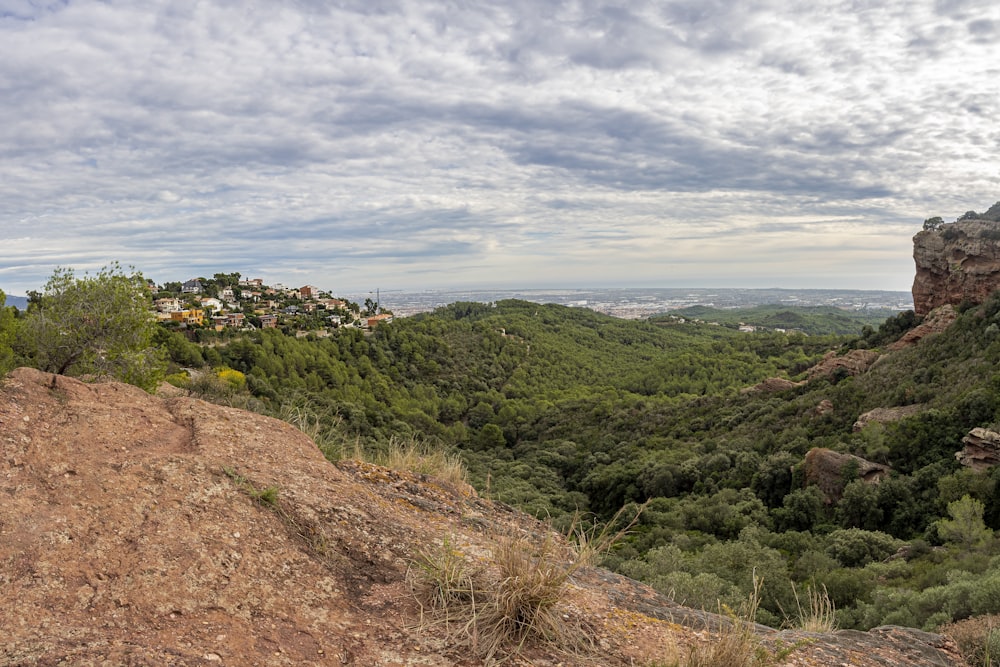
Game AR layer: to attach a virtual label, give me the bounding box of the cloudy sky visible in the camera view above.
[1,0,998,297]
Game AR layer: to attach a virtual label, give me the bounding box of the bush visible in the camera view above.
[942,615,1000,667]
[825,528,903,568]
[15,264,166,391]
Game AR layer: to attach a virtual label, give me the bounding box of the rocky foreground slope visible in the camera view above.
[1,368,965,666]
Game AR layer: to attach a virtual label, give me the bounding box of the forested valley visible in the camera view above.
[144,296,1000,634]
[6,283,1000,639]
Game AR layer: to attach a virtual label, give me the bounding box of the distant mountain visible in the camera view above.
[2,293,28,310]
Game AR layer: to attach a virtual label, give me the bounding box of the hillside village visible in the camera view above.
[151,273,392,335]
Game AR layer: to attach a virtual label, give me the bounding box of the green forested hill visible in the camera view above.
[667,304,900,335]
[157,297,1000,636]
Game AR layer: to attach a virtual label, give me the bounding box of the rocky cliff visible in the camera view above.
[912,215,1000,316]
[0,369,967,666]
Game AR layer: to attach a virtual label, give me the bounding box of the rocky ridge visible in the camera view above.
[912,217,1000,317]
[0,368,966,666]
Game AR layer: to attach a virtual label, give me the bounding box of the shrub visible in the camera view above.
[15,264,166,390]
[824,528,903,567]
[410,510,637,662]
[942,614,1000,667]
[410,529,580,662]
[791,583,836,633]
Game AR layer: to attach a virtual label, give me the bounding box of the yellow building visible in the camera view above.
[170,308,205,326]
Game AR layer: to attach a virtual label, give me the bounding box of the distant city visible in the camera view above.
[3,286,913,320]
[349,287,914,320]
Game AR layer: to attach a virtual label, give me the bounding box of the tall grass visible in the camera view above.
[275,399,347,460]
[410,510,639,663]
[376,436,469,489]
[663,575,778,667]
[410,530,574,663]
[789,583,836,633]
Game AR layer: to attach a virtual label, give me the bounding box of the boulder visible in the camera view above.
[803,447,892,501]
[854,404,926,432]
[813,399,835,417]
[742,376,806,394]
[957,427,1000,471]
[806,349,880,381]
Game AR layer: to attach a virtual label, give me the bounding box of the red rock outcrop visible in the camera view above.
[888,305,959,351]
[912,219,1000,316]
[0,369,966,666]
[742,376,806,394]
[854,404,926,432]
[957,427,1000,471]
[803,447,892,501]
[806,348,881,381]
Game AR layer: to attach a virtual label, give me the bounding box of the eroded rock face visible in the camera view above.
[854,404,926,432]
[813,399,835,417]
[913,219,1000,317]
[806,349,881,381]
[0,369,966,666]
[742,376,805,394]
[803,447,892,501]
[957,427,1000,471]
[889,305,959,351]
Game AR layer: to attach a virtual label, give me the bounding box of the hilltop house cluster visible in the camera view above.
[152,277,392,333]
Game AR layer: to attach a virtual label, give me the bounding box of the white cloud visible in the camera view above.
[1,0,998,296]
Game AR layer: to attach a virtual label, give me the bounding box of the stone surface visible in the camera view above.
[806,349,881,381]
[803,447,892,501]
[912,219,1000,317]
[957,427,1000,471]
[889,305,959,351]
[813,399,835,417]
[742,376,806,394]
[0,368,966,666]
[854,404,926,432]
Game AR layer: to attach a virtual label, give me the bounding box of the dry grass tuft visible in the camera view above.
[566,503,645,568]
[942,614,1000,667]
[378,437,469,489]
[672,576,775,667]
[275,400,347,460]
[410,509,641,664]
[790,583,836,633]
[410,530,580,663]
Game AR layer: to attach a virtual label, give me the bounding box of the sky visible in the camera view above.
[1,0,999,298]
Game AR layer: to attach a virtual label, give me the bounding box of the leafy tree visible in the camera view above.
[837,480,883,530]
[0,289,16,376]
[923,216,945,231]
[936,495,993,548]
[775,485,827,531]
[16,264,166,391]
[824,528,903,568]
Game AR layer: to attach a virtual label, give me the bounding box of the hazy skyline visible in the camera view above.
[2,0,999,297]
